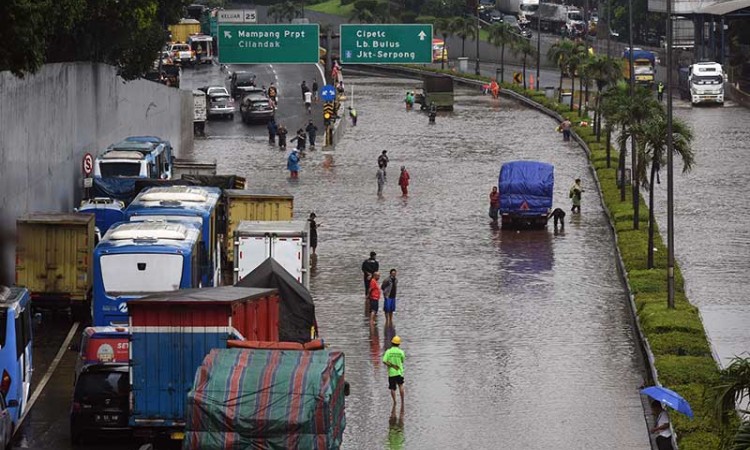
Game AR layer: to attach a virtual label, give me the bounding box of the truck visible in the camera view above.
[684,62,725,105]
[171,158,216,179]
[183,347,346,450]
[497,0,539,17]
[671,16,695,50]
[167,18,201,44]
[234,221,311,289]
[15,213,95,318]
[415,74,454,111]
[529,2,583,36]
[498,161,554,228]
[622,48,656,87]
[224,189,294,266]
[127,286,280,440]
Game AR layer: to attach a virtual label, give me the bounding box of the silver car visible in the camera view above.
[208,93,235,120]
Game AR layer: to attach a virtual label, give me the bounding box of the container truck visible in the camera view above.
[168,18,201,43]
[529,2,583,36]
[498,161,554,228]
[622,48,656,87]
[686,62,725,105]
[127,286,280,440]
[234,221,311,288]
[15,213,95,318]
[497,0,539,17]
[224,189,294,265]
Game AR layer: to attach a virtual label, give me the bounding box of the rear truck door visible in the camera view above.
[235,234,270,282]
[269,235,304,285]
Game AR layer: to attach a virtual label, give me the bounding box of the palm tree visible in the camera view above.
[635,111,694,268]
[547,39,575,103]
[601,81,630,201]
[488,22,517,84]
[566,42,587,111]
[711,356,750,448]
[434,18,453,70]
[585,55,622,141]
[450,17,476,58]
[513,37,536,90]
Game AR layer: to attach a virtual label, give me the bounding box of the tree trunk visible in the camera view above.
[441,34,447,70]
[558,70,563,102]
[462,38,466,57]
[647,158,657,268]
[595,90,601,141]
[570,74,576,110]
[578,76,583,113]
[631,131,639,230]
[500,45,505,83]
[523,56,527,89]
[619,125,627,201]
[606,127,611,168]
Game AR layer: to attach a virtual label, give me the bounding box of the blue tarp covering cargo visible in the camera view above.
[498,161,554,216]
[183,348,346,450]
[622,49,656,63]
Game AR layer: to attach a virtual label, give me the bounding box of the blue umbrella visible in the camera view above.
[641,386,694,419]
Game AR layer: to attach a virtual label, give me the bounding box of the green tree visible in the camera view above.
[269,1,303,22]
[547,39,575,103]
[711,356,750,449]
[566,42,587,111]
[488,22,517,84]
[450,16,476,58]
[634,111,694,268]
[585,55,622,141]
[434,17,453,70]
[601,81,631,201]
[512,37,536,90]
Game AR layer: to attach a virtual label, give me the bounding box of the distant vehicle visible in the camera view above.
[686,62,725,105]
[0,287,32,426]
[229,71,257,98]
[240,95,275,123]
[488,9,504,23]
[498,0,539,16]
[530,2,582,35]
[193,89,206,136]
[167,43,195,66]
[415,73,454,111]
[187,34,213,64]
[93,138,173,180]
[167,18,201,43]
[92,221,205,326]
[503,15,532,38]
[498,161,554,228]
[207,92,235,119]
[432,38,447,62]
[234,221,311,288]
[77,198,126,238]
[203,86,229,97]
[622,48,656,87]
[75,327,130,376]
[70,364,130,444]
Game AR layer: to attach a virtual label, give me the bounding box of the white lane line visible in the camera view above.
[315,63,327,85]
[15,321,80,433]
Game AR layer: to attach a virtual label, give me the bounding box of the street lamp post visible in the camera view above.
[475,12,481,75]
[536,10,541,91]
[628,0,639,230]
[666,0,675,308]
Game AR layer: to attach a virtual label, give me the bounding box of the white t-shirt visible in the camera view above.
[304,92,313,104]
[656,411,672,438]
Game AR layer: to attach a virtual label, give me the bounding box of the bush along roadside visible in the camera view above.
[401,65,723,449]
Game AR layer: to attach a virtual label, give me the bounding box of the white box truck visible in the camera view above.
[234,221,310,288]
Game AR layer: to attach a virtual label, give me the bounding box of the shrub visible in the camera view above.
[656,355,719,385]
[648,332,712,357]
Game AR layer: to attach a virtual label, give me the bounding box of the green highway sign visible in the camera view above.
[339,24,433,64]
[218,24,319,64]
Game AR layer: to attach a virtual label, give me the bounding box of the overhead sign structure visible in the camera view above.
[218,9,257,23]
[218,24,320,64]
[339,24,433,64]
[320,84,337,102]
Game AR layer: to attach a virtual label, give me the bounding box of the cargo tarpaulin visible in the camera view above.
[235,258,316,343]
[498,161,554,215]
[183,348,346,450]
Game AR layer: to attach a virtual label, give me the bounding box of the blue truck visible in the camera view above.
[498,161,554,228]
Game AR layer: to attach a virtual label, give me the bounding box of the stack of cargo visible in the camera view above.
[183,347,346,450]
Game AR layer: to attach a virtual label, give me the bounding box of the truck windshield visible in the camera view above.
[634,64,653,74]
[692,75,723,85]
[100,162,141,178]
[568,12,583,21]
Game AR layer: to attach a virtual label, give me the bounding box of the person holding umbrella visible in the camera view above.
[641,385,693,450]
[650,401,674,450]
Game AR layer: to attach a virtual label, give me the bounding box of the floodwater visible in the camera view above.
[651,100,750,368]
[192,76,651,449]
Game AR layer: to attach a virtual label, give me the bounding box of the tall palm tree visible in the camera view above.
[488,22,517,84]
[547,39,575,103]
[635,111,694,268]
[566,42,587,111]
[450,16,476,58]
[585,55,622,141]
[513,37,536,90]
[434,17,453,70]
[711,356,750,448]
[601,80,630,201]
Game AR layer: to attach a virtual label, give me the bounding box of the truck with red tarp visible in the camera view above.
[127,286,280,440]
[183,347,346,450]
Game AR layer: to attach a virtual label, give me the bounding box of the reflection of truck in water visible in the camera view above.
[498,161,554,229]
[415,74,454,111]
[679,62,725,105]
[622,49,656,87]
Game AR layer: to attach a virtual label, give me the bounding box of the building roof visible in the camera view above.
[699,0,750,14]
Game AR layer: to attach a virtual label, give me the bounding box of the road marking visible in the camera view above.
[315,63,326,85]
[15,321,80,434]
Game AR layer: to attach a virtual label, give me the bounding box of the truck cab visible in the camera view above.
[622,49,656,87]
[94,137,173,180]
[688,62,725,105]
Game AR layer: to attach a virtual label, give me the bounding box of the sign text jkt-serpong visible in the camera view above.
[218,24,319,64]
[340,24,433,64]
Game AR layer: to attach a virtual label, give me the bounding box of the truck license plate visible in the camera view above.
[171,431,185,440]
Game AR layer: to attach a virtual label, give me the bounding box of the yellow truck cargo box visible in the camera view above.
[15,213,95,304]
[225,190,294,263]
[168,19,201,43]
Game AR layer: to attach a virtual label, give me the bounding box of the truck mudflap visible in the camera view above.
[501,213,550,229]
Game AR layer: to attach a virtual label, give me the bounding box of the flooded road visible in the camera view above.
[651,100,750,368]
[192,76,652,449]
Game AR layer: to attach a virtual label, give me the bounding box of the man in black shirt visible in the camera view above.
[361,251,379,295]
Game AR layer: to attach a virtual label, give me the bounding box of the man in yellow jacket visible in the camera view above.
[383,336,406,412]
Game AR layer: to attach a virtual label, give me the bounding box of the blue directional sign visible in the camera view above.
[320,84,337,102]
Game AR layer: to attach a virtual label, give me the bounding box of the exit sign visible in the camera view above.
[339,24,433,64]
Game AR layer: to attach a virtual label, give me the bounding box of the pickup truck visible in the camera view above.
[168,43,195,66]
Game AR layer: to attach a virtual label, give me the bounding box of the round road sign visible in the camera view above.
[82,153,93,175]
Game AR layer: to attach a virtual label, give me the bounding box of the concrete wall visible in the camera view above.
[0,62,194,284]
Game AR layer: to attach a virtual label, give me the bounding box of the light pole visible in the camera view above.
[666,0,675,308]
[606,0,611,57]
[628,0,639,230]
[536,10,541,91]
[475,11,481,75]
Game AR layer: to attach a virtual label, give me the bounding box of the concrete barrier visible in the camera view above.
[0,62,192,284]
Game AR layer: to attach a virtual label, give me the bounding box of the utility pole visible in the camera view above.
[666,0,675,308]
[606,0,611,57]
[536,9,541,91]
[475,11,481,75]
[628,0,639,230]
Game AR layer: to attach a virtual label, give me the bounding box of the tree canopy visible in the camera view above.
[0,0,187,79]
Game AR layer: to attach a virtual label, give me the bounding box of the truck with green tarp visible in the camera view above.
[183,347,346,450]
[415,73,454,111]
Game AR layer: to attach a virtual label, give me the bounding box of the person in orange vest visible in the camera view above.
[489,79,500,99]
[398,166,410,196]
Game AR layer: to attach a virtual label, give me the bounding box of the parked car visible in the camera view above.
[202,86,229,97]
[230,71,257,98]
[208,93,235,119]
[70,364,130,444]
[240,95,275,123]
[488,10,503,23]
